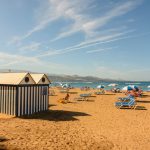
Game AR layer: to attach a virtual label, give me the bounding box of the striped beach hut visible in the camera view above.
[30,73,51,113]
[0,73,50,117]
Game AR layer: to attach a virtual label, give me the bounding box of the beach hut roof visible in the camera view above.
[0,72,36,85]
[30,73,51,84]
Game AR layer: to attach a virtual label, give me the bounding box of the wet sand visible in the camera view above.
[0,87,150,150]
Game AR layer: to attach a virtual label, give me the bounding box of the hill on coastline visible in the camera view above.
[0,69,121,82]
[47,74,120,82]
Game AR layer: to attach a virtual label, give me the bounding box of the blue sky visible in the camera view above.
[0,0,150,81]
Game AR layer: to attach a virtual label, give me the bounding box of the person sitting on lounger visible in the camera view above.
[64,93,70,101]
[125,89,141,98]
[58,93,70,104]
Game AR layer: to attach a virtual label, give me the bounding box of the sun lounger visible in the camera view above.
[74,96,88,101]
[74,93,92,101]
[115,98,137,109]
[80,93,91,97]
[118,95,134,101]
[95,91,105,95]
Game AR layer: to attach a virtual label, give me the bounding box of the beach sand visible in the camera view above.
[0,87,150,150]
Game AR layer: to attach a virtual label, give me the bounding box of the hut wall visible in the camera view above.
[16,85,49,116]
[0,85,16,115]
[0,85,49,116]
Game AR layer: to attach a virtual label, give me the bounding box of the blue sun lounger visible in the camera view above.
[115,98,137,109]
[74,93,92,101]
[95,91,105,95]
[118,95,134,101]
[80,93,92,97]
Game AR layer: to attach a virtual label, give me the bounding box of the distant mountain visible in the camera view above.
[47,74,121,82]
[0,69,122,82]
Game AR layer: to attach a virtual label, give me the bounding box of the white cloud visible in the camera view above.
[36,29,134,58]
[9,0,91,44]
[6,0,144,75]
[86,47,118,54]
[95,64,150,81]
[0,61,19,67]
[0,52,71,74]
[95,66,126,80]
[8,36,22,46]
[9,0,142,44]
[0,52,40,67]
[93,0,142,28]
[19,42,41,52]
[51,0,142,41]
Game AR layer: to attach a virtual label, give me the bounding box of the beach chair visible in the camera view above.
[115,98,137,109]
[74,93,91,101]
[80,93,91,97]
[95,91,105,95]
[74,96,88,101]
[118,95,134,101]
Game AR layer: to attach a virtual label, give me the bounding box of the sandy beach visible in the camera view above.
[0,87,150,150]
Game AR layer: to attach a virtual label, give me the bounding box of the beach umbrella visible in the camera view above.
[97,85,105,89]
[130,85,139,91]
[58,82,63,87]
[108,83,118,87]
[122,86,133,91]
[62,84,68,88]
[122,85,139,91]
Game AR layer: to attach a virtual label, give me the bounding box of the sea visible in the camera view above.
[50,81,150,91]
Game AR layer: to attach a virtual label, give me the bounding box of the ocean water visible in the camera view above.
[51,81,150,91]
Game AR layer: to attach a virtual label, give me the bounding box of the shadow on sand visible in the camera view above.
[136,100,150,103]
[19,110,91,121]
[0,137,8,142]
[119,106,147,110]
[141,95,150,98]
[48,94,58,96]
[0,136,8,150]
[86,99,95,102]
[0,144,7,150]
[89,95,97,97]
[104,94,116,95]
[68,92,78,94]
[135,106,147,110]
[48,104,57,108]
[76,99,95,102]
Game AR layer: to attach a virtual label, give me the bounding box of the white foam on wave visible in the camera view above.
[125,83,141,85]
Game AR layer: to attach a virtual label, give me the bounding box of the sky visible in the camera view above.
[0,0,150,81]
